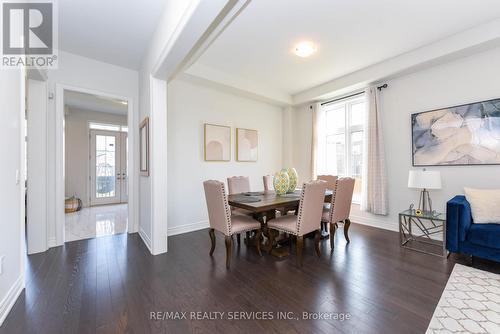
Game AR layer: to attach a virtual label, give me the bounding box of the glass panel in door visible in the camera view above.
[90,130,121,206]
[96,135,116,198]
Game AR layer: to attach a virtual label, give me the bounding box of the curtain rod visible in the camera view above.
[320,91,364,106]
[318,84,388,107]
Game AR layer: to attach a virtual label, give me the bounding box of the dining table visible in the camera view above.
[227,189,333,257]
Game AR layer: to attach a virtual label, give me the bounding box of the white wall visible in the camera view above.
[291,46,500,231]
[27,79,48,254]
[0,70,25,325]
[46,51,139,246]
[64,107,127,207]
[167,78,284,235]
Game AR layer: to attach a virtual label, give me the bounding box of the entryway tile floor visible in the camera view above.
[65,204,128,242]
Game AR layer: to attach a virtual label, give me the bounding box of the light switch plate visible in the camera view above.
[15,169,20,185]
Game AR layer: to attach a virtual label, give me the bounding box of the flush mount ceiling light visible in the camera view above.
[294,41,317,58]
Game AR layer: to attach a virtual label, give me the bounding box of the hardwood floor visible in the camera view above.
[1,223,499,334]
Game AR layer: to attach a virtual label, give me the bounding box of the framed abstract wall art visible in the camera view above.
[236,128,258,162]
[204,124,231,161]
[412,98,500,166]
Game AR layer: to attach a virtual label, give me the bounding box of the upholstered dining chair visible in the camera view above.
[203,180,262,269]
[321,177,355,253]
[263,175,273,191]
[317,175,338,236]
[227,176,253,244]
[227,176,250,194]
[267,180,328,266]
[317,175,338,191]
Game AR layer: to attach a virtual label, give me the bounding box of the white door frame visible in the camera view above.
[55,83,137,245]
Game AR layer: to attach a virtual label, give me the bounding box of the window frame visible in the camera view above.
[319,95,366,204]
[88,121,128,133]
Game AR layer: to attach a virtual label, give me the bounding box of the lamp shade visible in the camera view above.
[408,170,441,189]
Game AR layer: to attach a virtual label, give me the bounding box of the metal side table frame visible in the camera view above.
[399,209,447,258]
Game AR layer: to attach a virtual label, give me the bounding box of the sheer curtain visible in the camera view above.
[361,86,388,215]
[310,102,323,180]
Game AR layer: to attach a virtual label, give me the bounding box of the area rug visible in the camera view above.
[426,264,500,333]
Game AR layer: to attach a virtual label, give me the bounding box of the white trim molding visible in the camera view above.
[139,226,152,253]
[0,276,24,326]
[168,221,210,237]
[350,214,398,232]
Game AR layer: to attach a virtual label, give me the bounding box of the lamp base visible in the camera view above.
[418,189,433,213]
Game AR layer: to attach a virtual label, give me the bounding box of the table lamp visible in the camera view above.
[408,169,441,213]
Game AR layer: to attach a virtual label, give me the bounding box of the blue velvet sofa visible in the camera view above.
[446,195,500,262]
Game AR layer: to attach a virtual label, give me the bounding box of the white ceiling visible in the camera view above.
[188,0,500,98]
[64,90,128,115]
[59,0,167,70]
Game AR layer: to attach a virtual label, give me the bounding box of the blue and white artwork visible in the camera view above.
[412,98,500,166]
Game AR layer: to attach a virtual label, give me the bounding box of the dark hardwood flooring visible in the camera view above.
[1,223,499,334]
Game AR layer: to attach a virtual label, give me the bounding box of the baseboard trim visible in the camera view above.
[350,214,398,232]
[0,275,24,326]
[168,221,209,237]
[138,227,152,253]
[165,216,396,239]
[47,237,56,248]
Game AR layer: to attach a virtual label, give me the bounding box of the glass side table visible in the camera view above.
[399,209,447,258]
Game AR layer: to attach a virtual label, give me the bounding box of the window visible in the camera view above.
[317,95,366,203]
[89,122,128,132]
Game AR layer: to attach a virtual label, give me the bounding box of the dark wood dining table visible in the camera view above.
[228,190,333,256]
[228,190,333,216]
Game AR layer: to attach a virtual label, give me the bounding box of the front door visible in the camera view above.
[90,130,127,206]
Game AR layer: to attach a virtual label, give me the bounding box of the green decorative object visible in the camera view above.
[286,167,298,193]
[273,169,290,195]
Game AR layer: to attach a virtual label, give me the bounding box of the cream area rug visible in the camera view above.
[427,264,500,333]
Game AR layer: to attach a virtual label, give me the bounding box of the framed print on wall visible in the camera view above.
[139,117,150,176]
[412,97,500,166]
[204,124,231,161]
[236,128,258,162]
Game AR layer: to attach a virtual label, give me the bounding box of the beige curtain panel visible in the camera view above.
[310,102,322,180]
[361,86,389,215]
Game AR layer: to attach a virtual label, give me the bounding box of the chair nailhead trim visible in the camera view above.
[329,179,339,224]
[296,183,307,235]
[221,183,232,235]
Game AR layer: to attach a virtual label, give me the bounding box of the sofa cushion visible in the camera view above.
[467,223,500,250]
[464,188,500,224]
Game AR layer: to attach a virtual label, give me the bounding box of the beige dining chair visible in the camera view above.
[263,175,273,191]
[227,176,253,244]
[267,180,328,267]
[263,174,291,216]
[317,175,338,235]
[203,180,262,269]
[227,176,250,194]
[317,175,338,191]
[321,177,355,253]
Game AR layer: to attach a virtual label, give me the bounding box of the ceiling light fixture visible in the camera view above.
[294,41,317,58]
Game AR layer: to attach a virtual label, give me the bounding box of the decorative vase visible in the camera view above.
[273,169,290,195]
[286,167,298,193]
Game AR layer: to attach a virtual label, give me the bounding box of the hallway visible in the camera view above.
[65,204,128,242]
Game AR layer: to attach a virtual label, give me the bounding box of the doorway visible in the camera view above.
[63,89,130,242]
